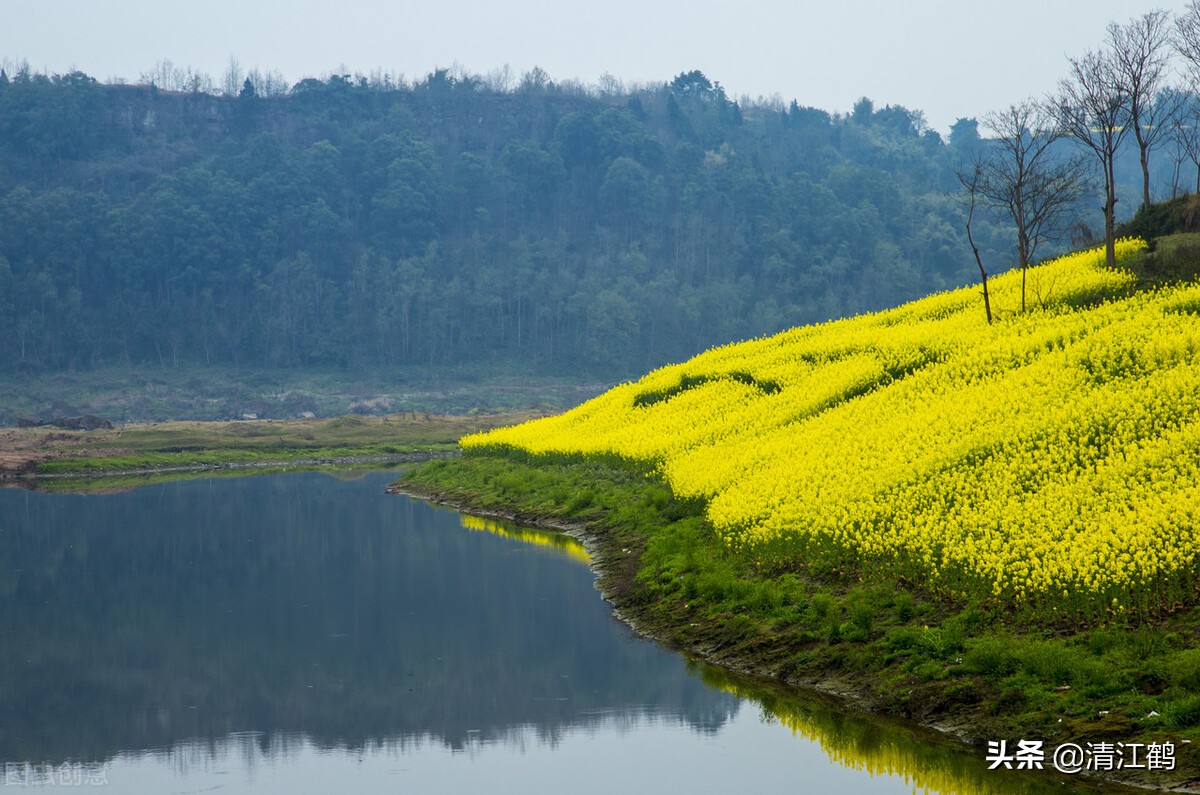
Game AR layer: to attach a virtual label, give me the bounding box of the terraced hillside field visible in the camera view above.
[462,238,1200,621]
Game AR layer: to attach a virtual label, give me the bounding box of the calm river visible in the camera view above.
[0,471,1115,793]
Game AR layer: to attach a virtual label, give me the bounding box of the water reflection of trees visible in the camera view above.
[0,473,737,765]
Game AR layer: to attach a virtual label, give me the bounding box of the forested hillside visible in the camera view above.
[0,67,1147,380]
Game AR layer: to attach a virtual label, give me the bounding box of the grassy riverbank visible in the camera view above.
[0,368,606,426]
[0,411,542,480]
[399,454,1199,789]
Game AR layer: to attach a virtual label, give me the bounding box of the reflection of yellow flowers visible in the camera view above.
[709,671,1028,795]
[464,239,1200,618]
[460,514,590,565]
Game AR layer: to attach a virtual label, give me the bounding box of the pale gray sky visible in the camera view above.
[0,0,1180,133]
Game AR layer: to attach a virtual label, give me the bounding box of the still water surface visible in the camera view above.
[0,471,1108,793]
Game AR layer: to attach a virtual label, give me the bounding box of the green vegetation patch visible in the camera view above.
[633,371,782,407]
[8,411,537,480]
[35,445,441,475]
[29,463,404,494]
[1117,232,1200,286]
[399,453,1200,783]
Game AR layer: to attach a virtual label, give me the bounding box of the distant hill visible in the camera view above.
[0,68,986,381]
[0,67,1168,384]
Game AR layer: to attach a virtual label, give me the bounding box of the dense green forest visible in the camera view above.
[0,66,1163,381]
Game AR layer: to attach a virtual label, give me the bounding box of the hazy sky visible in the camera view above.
[0,0,1181,133]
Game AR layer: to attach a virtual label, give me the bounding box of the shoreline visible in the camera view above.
[389,482,973,726]
[0,411,539,482]
[391,465,1199,794]
[17,452,455,482]
[387,483,875,697]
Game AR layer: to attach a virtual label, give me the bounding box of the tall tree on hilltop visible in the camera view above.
[1173,1,1200,193]
[1168,91,1200,193]
[1054,46,1131,269]
[954,162,994,324]
[948,117,983,156]
[1174,0,1200,85]
[1109,9,1179,210]
[973,101,1088,312]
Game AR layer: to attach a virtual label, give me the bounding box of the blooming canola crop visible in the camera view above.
[463,239,1200,616]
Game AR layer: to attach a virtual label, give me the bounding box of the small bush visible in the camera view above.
[810,592,833,619]
[911,660,947,681]
[564,488,595,514]
[1165,648,1200,691]
[883,627,921,653]
[1083,628,1123,656]
[1119,199,1184,241]
[715,614,756,647]
[1163,696,1200,730]
[848,600,875,636]
[1131,628,1169,659]
[894,592,915,622]
[696,572,732,601]
[988,685,1029,714]
[918,626,963,660]
[966,638,1020,677]
[840,619,870,643]
[1135,662,1168,695]
[751,586,782,613]
[1020,642,1110,689]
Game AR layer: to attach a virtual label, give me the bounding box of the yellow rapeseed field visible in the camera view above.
[464,239,1200,617]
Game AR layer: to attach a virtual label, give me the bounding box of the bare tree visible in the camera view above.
[1176,0,1200,76]
[1171,93,1200,193]
[596,72,625,97]
[1054,47,1133,269]
[954,161,994,324]
[1168,114,1190,198]
[246,68,289,97]
[976,101,1089,311]
[484,64,514,92]
[221,56,243,97]
[1174,2,1200,192]
[139,59,213,94]
[1163,89,1200,195]
[1110,9,1179,209]
[140,59,184,91]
